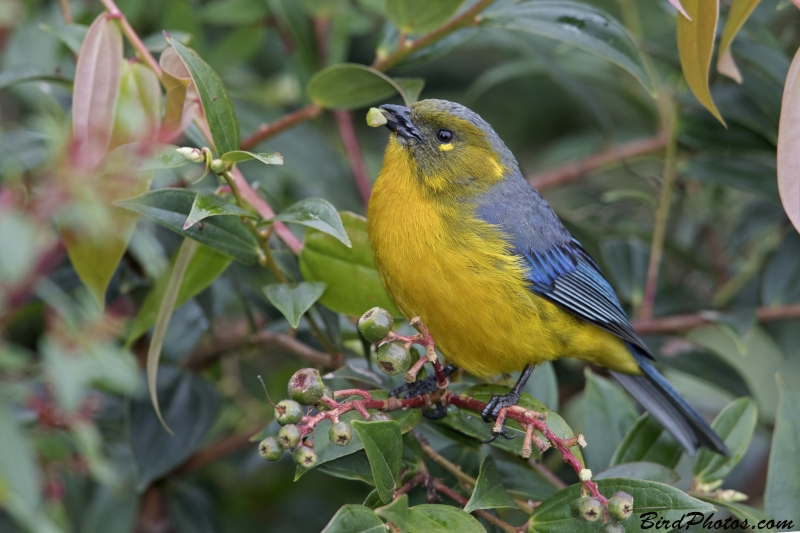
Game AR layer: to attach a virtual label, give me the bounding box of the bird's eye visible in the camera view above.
[435,129,454,144]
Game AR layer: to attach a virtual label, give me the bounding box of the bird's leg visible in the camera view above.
[481,365,534,442]
[389,364,457,419]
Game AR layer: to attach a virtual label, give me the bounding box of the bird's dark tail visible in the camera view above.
[610,348,729,457]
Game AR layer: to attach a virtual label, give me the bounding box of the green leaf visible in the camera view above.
[38,22,88,54]
[463,455,516,513]
[528,479,713,533]
[262,282,326,328]
[693,397,757,483]
[595,462,680,485]
[406,504,485,533]
[522,361,559,411]
[375,494,408,531]
[395,78,426,104]
[610,413,682,469]
[300,211,401,317]
[778,45,800,235]
[317,451,376,485]
[307,63,423,109]
[716,0,762,83]
[677,0,725,125]
[0,402,41,518]
[103,143,192,171]
[80,485,139,533]
[273,198,351,247]
[322,505,385,533]
[439,384,582,465]
[384,0,464,34]
[696,496,771,530]
[0,65,71,90]
[130,366,221,490]
[166,35,240,154]
[351,420,403,504]
[115,189,259,264]
[183,190,254,230]
[492,453,560,501]
[582,369,639,471]
[126,244,231,344]
[72,13,122,168]
[481,1,654,96]
[765,374,800,530]
[220,150,283,165]
[145,238,198,433]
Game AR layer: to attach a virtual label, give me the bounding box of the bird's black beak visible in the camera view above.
[379,104,422,143]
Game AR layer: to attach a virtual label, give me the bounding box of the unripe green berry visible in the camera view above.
[210,158,225,173]
[288,368,325,405]
[376,341,412,376]
[570,496,602,522]
[274,399,303,425]
[367,411,392,422]
[366,107,388,127]
[293,445,317,467]
[278,424,301,449]
[329,421,353,446]
[607,491,634,521]
[358,307,394,343]
[258,437,283,461]
[600,523,625,533]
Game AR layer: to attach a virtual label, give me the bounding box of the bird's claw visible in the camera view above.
[422,402,448,420]
[389,364,456,398]
[481,425,516,444]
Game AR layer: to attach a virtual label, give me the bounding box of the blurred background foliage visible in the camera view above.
[2,0,800,531]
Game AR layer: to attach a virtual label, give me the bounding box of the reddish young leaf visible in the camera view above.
[778,46,800,234]
[71,14,123,169]
[159,47,195,138]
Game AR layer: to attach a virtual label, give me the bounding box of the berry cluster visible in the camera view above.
[572,491,634,532]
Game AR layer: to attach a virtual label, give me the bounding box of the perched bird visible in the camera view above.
[367,99,728,456]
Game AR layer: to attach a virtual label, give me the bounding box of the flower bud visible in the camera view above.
[293,445,317,467]
[210,158,226,173]
[600,522,625,533]
[366,107,388,127]
[377,341,412,376]
[288,368,325,405]
[258,437,283,461]
[607,492,634,521]
[176,146,205,163]
[570,496,602,522]
[358,307,394,343]
[278,424,301,449]
[328,421,352,446]
[274,399,304,425]
[367,411,392,422]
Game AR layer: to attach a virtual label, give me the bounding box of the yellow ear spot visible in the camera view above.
[438,143,454,152]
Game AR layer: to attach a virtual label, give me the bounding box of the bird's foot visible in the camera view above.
[389,364,456,420]
[480,391,521,443]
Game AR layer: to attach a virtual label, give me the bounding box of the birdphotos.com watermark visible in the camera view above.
[640,511,795,531]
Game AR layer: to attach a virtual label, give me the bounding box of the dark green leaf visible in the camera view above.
[384,0,463,34]
[166,36,240,154]
[464,455,516,513]
[307,63,420,109]
[582,369,639,471]
[376,24,475,71]
[765,374,800,529]
[693,397,757,483]
[183,190,254,230]
[352,420,403,504]
[439,384,582,464]
[130,367,221,490]
[322,505,385,533]
[522,361,558,411]
[262,282,327,328]
[273,199,351,247]
[317,451,375,484]
[529,479,712,533]
[299,212,401,316]
[406,504,485,533]
[0,66,71,90]
[167,484,220,533]
[375,494,408,531]
[492,453,560,501]
[115,189,259,263]
[610,413,682,469]
[683,155,778,198]
[595,462,680,485]
[80,486,138,533]
[396,78,426,104]
[126,244,231,344]
[220,150,283,165]
[481,1,654,95]
[696,496,770,530]
[199,0,269,26]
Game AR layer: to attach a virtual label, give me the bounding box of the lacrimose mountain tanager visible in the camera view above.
[367,99,728,456]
